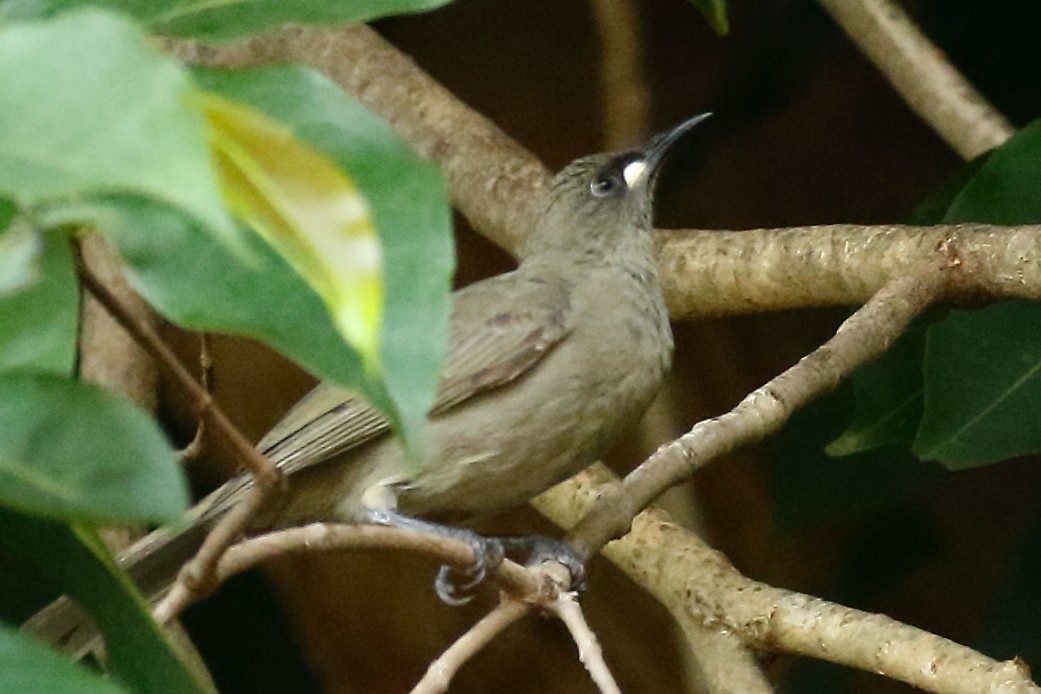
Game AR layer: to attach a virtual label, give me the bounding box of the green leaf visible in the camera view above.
[904,118,1041,468]
[914,302,1041,468]
[945,118,1041,225]
[0,621,128,694]
[0,0,455,41]
[0,10,239,250]
[61,194,397,413]
[689,0,728,35]
[0,198,14,227]
[906,156,988,225]
[0,230,77,374]
[827,321,926,456]
[0,373,188,523]
[194,66,454,443]
[0,510,207,693]
[200,92,383,368]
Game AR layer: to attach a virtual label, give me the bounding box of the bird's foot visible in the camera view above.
[499,535,586,593]
[362,511,585,603]
[362,509,505,605]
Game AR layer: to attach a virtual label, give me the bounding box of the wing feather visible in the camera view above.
[255,272,572,476]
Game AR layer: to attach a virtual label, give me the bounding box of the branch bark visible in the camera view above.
[536,465,1040,694]
[656,223,1041,318]
[816,0,1014,159]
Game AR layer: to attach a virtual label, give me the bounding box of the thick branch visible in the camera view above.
[675,618,774,694]
[656,224,1041,318]
[535,466,1040,694]
[816,0,1013,159]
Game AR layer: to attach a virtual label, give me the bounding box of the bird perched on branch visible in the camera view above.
[27,112,711,648]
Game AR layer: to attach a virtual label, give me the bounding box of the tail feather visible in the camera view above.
[20,477,245,656]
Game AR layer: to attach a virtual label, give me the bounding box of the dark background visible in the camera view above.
[163,1,1041,692]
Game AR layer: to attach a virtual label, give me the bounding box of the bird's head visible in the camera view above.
[524,112,711,261]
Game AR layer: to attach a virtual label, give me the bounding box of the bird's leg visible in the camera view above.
[363,510,587,603]
[362,509,505,605]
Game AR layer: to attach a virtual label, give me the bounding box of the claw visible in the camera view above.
[361,509,508,604]
[500,535,586,592]
[433,536,504,605]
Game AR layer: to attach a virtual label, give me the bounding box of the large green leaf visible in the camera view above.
[0,373,187,523]
[904,118,1041,468]
[201,92,383,368]
[194,66,454,444]
[0,622,128,694]
[0,10,239,249]
[0,510,206,693]
[0,231,78,374]
[914,302,1041,467]
[67,194,393,412]
[0,0,454,41]
[945,119,1041,225]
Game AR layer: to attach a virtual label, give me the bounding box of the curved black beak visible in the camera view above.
[643,111,713,179]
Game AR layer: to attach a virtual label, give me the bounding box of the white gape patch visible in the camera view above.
[622,159,648,187]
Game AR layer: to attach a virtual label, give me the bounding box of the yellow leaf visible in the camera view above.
[198,91,383,368]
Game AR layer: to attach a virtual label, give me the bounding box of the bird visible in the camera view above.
[26,112,711,649]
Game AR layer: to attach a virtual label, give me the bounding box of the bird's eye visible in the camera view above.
[590,174,621,197]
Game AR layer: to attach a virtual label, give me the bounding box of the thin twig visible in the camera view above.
[154,522,544,624]
[77,255,283,618]
[153,487,267,624]
[78,234,157,411]
[76,258,279,489]
[410,600,530,694]
[566,273,947,557]
[551,592,622,694]
[816,0,1013,159]
[179,333,213,461]
[537,466,1041,694]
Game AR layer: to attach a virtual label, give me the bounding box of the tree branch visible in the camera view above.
[675,617,774,694]
[171,29,1041,324]
[536,465,1040,694]
[655,223,1041,318]
[77,255,285,624]
[816,0,1014,159]
[410,600,530,694]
